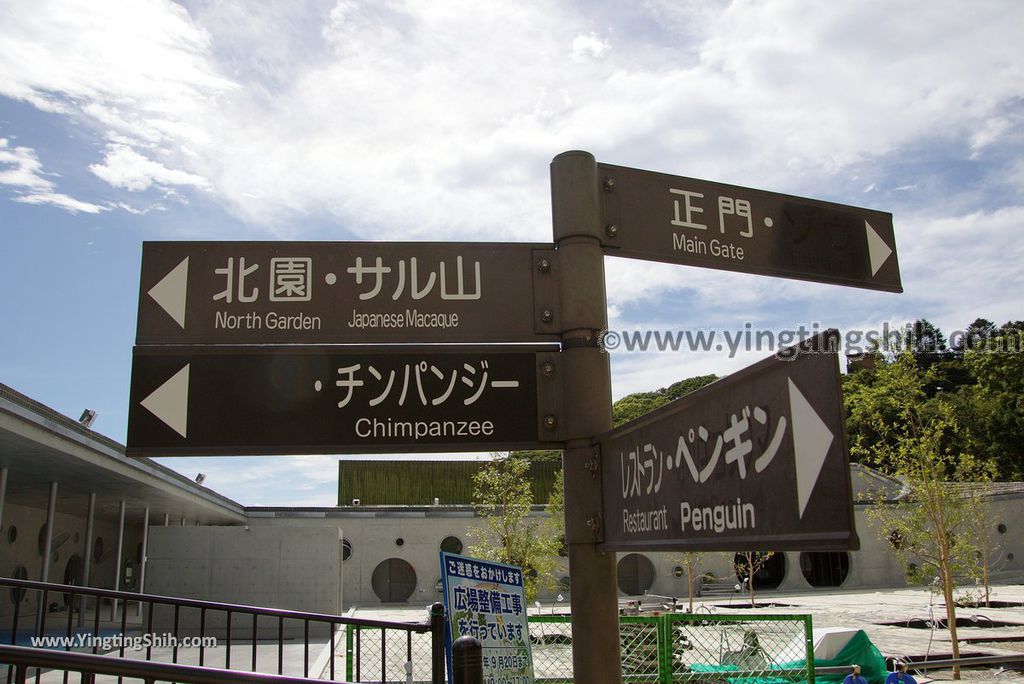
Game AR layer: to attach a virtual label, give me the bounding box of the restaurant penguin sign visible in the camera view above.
[440,552,534,684]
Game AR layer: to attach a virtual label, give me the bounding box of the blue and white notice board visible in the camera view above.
[440,552,535,684]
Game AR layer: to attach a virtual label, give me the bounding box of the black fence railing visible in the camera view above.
[0,577,445,684]
[0,644,351,684]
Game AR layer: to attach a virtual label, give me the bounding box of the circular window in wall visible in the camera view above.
[799,552,850,588]
[9,565,28,604]
[617,554,655,596]
[733,553,786,590]
[440,536,463,554]
[93,537,104,562]
[7,525,17,544]
[342,539,353,562]
[371,558,417,603]
[395,538,404,547]
[998,523,1008,534]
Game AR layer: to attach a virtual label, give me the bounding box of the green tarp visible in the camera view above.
[688,629,888,684]
[809,630,888,684]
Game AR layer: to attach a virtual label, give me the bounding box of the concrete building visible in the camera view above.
[2,382,1022,621]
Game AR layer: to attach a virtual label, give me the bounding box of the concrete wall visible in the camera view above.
[1,500,142,621]
[6,492,1023,622]
[248,511,571,609]
[629,496,1024,601]
[146,525,341,613]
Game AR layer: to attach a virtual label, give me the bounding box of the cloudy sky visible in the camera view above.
[1,0,1021,506]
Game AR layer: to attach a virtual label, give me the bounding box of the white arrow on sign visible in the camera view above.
[788,378,835,518]
[141,364,189,438]
[148,257,189,329]
[865,221,893,277]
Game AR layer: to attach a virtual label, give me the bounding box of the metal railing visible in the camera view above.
[0,644,349,684]
[1,578,445,684]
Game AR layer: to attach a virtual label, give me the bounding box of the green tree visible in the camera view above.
[950,318,997,357]
[468,453,560,602]
[670,551,706,612]
[862,354,996,680]
[904,318,949,371]
[962,328,1024,479]
[732,551,775,607]
[612,375,718,426]
[961,486,1002,608]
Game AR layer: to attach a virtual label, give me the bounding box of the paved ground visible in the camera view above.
[354,582,1024,683]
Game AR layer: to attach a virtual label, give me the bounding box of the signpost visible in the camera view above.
[126,150,903,684]
[597,331,858,552]
[136,242,560,344]
[127,346,561,456]
[597,163,902,292]
[440,552,534,684]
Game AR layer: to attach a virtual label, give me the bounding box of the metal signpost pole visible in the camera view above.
[551,150,621,684]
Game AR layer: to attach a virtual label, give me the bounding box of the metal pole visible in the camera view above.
[137,506,149,617]
[36,481,59,634]
[550,150,621,684]
[79,492,96,627]
[429,602,446,684]
[111,500,125,621]
[0,467,8,534]
[451,636,482,684]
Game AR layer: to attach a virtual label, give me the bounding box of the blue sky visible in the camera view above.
[1,0,1022,506]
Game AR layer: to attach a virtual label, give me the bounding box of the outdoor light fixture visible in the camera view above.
[194,473,206,485]
[78,409,97,428]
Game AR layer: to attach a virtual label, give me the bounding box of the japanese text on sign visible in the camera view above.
[211,254,483,304]
[329,360,520,409]
[620,403,788,499]
[441,553,534,684]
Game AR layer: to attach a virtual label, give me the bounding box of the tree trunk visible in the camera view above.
[983,547,991,608]
[687,569,695,612]
[747,553,757,607]
[941,563,961,680]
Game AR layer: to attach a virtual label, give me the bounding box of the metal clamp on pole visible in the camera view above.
[451,635,483,684]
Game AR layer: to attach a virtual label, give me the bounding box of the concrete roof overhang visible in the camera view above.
[0,384,244,525]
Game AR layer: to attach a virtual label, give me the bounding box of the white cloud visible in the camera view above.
[571,33,610,62]
[0,138,108,213]
[13,192,107,214]
[89,143,211,192]
[0,138,53,191]
[1,1,1021,238]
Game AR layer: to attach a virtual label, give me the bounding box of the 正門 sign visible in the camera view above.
[597,331,858,552]
[598,162,902,293]
[440,552,534,684]
[127,346,561,457]
[136,242,559,345]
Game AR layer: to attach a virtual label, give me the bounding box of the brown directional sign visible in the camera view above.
[136,242,559,345]
[127,345,562,457]
[598,163,902,293]
[597,331,858,552]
